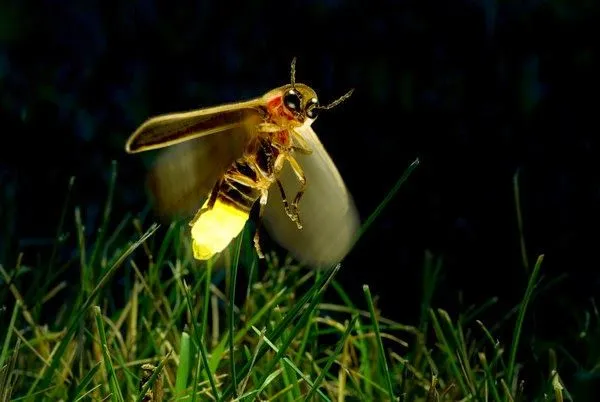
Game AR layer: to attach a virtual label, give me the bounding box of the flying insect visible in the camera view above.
[125,59,359,268]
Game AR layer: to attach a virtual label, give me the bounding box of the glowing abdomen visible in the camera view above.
[191,197,251,260]
[190,158,264,260]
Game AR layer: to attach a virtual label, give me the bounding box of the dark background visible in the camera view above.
[1,0,598,394]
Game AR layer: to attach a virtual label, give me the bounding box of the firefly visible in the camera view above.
[125,58,359,268]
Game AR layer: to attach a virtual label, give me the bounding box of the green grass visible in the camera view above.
[0,158,597,401]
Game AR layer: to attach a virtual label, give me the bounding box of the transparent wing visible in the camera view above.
[126,98,265,219]
[145,121,256,220]
[262,125,360,269]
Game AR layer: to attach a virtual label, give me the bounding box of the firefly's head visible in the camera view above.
[264,58,354,127]
[280,83,321,123]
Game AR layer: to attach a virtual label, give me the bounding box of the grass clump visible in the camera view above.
[0,159,593,401]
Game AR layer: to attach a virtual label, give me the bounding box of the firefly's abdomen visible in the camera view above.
[190,160,264,260]
[191,197,251,260]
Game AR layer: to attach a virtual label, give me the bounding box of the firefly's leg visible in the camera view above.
[258,122,283,132]
[272,155,301,227]
[253,190,269,259]
[275,178,303,227]
[224,171,259,187]
[285,155,306,230]
[189,179,222,227]
[275,179,290,214]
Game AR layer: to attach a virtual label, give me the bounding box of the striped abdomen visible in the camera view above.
[190,137,279,260]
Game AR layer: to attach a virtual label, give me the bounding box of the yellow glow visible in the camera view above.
[190,198,250,260]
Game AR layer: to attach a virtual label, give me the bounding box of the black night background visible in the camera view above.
[1,0,599,400]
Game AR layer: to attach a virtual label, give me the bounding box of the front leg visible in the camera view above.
[275,179,295,223]
[273,154,302,227]
[284,155,307,230]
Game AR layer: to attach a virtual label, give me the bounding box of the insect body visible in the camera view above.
[125,59,359,268]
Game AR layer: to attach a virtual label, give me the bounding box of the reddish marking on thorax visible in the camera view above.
[267,96,282,110]
[266,95,294,121]
[266,95,293,148]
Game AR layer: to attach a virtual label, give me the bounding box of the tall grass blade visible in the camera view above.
[506,254,544,389]
[228,232,243,398]
[67,362,101,402]
[0,299,20,369]
[136,354,171,402]
[175,331,191,399]
[304,314,359,401]
[513,170,530,273]
[93,306,124,402]
[181,279,220,400]
[364,285,395,400]
[356,158,419,242]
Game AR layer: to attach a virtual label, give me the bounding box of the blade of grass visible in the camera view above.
[0,299,20,369]
[67,362,101,402]
[73,384,102,402]
[209,287,288,374]
[245,368,283,400]
[249,326,330,402]
[364,285,395,400]
[330,281,374,398]
[513,170,529,273]
[476,320,507,373]
[437,309,476,394]
[237,329,266,397]
[136,353,172,402]
[282,363,300,402]
[355,158,420,242]
[476,351,502,399]
[305,314,359,401]
[102,212,132,267]
[202,259,213,344]
[506,254,544,387]
[154,221,181,275]
[175,331,191,399]
[420,250,443,334]
[190,342,203,402]
[293,303,317,364]
[0,337,20,402]
[94,306,125,402]
[75,207,90,296]
[221,263,342,400]
[428,308,469,395]
[181,278,220,400]
[32,223,159,397]
[248,265,342,401]
[228,231,243,398]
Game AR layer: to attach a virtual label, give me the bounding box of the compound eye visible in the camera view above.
[283,89,301,112]
[305,97,320,119]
